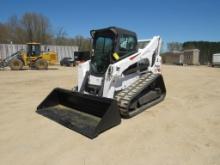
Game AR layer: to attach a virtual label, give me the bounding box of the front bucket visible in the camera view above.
[37,88,121,139]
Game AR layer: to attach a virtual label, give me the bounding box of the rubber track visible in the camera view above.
[114,72,159,116]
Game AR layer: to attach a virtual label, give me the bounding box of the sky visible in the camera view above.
[0,0,220,43]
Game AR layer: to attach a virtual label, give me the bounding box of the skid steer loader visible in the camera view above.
[37,27,166,138]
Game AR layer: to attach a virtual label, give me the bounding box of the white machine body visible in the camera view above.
[77,36,162,99]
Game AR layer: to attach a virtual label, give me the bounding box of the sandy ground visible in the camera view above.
[0,65,220,165]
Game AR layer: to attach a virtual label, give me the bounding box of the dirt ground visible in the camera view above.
[0,65,220,165]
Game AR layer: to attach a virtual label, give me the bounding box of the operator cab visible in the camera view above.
[90,27,138,75]
[26,43,41,57]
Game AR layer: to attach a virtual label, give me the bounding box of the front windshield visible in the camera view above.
[91,36,113,74]
[27,44,41,56]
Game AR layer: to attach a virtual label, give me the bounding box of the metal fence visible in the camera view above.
[0,44,78,61]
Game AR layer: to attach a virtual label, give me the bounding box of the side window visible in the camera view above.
[31,45,40,56]
[119,35,136,57]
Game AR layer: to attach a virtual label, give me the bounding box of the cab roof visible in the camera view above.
[90,26,137,38]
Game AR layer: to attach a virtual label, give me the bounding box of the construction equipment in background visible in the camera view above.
[59,51,91,67]
[74,51,91,63]
[37,27,166,139]
[0,42,58,70]
[60,57,76,67]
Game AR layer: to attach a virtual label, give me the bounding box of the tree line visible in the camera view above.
[1,12,219,62]
[0,12,91,51]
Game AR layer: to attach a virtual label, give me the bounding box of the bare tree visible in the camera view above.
[55,27,67,45]
[72,35,91,51]
[21,12,51,43]
[167,42,183,52]
[0,12,91,50]
[0,23,10,43]
[6,16,26,43]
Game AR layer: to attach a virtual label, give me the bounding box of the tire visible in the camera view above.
[35,59,48,70]
[9,58,23,70]
[68,63,73,67]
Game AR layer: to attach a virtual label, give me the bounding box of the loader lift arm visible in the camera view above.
[0,51,22,68]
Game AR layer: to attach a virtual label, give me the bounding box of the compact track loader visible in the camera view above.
[37,27,166,138]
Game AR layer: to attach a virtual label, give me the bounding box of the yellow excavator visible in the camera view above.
[0,42,58,70]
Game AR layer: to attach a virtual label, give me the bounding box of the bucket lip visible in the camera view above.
[36,108,100,139]
[53,87,117,104]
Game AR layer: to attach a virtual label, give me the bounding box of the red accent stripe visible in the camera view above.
[129,54,138,60]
